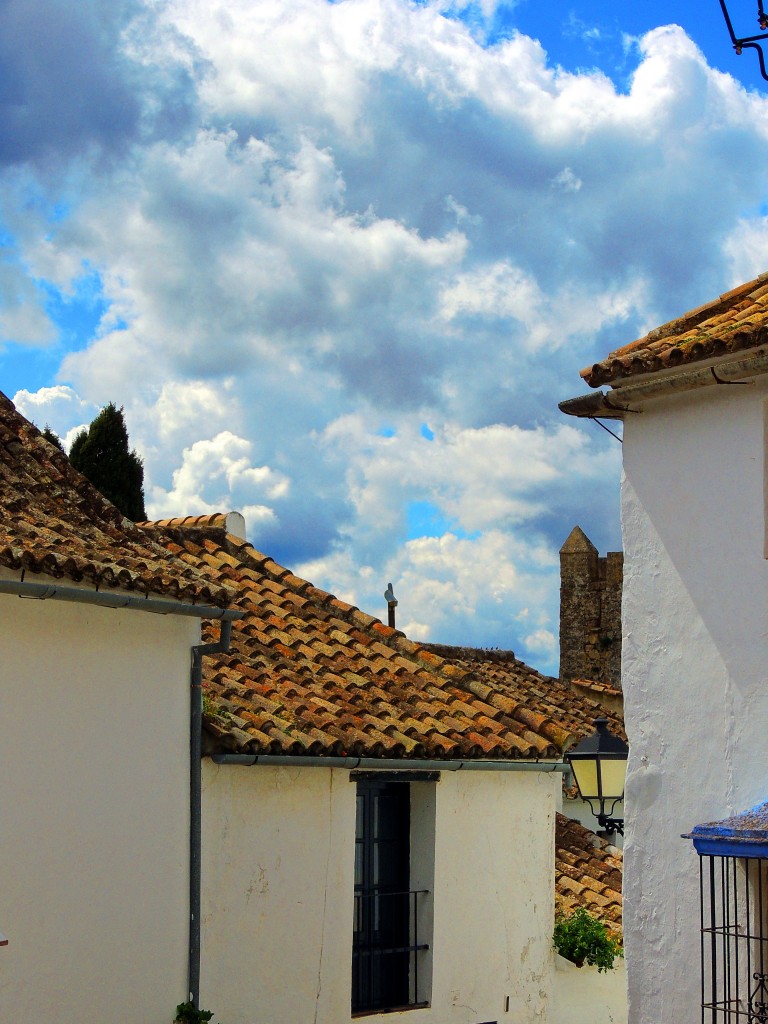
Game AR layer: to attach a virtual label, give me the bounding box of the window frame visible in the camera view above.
[351,772,436,1017]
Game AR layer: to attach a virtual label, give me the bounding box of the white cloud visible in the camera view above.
[724,216,768,286]
[148,430,290,525]
[5,2,768,674]
[523,628,557,656]
[13,385,97,432]
[551,167,582,193]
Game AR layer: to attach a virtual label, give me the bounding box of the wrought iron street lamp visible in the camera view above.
[565,718,628,837]
[718,0,768,80]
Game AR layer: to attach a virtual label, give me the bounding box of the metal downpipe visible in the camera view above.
[189,620,234,1009]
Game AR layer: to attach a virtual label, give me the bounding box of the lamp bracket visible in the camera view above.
[719,0,768,80]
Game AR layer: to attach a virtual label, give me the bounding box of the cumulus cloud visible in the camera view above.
[0,0,202,170]
[13,385,97,435]
[148,430,289,524]
[4,1,768,673]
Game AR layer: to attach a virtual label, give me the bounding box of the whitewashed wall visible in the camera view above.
[201,763,559,1024]
[552,955,627,1024]
[620,378,768,1024]
[0,572,198,1022]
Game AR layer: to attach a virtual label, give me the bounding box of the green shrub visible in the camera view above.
[553,907,623,972]
[174,1002,215,1024]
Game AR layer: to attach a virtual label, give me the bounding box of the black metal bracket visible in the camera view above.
[719,0,768,80]
[711,366,751,385]
[597,813,625,837]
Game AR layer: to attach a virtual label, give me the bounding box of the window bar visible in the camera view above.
[732,856,739,1022]
[701,857,706,1024]
[759,858,766,1023]
[729,856,733,1015]
[746,859,753,1024]
[412,889,419,1007]
[716,860,720,1019]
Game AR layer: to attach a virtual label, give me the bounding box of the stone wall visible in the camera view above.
[559,526,623,689]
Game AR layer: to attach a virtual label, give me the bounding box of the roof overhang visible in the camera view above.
[561,346,768,421]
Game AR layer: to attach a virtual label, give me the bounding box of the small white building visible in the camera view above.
[561,272,768,1024]
[146,516,627,1024]
[0,394,238,1022]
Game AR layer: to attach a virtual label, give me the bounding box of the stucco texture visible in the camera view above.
[621,380,768,1024]
[0,581,198,1022]
[201,763,558,1024]
[552,955,627,1024]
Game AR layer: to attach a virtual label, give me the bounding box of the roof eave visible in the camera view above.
[561,346,768,421]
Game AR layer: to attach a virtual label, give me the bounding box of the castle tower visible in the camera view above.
[559,526,623,689]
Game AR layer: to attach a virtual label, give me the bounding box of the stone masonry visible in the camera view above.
[559,526,623,689]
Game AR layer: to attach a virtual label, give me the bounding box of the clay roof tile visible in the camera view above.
[581,271,768,387]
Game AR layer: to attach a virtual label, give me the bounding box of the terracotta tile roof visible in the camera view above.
[570,678,622,701]
[143,517,603,760]
[424,646,626,747]
[581,272,768,388]
[555,813,623,936]
[0,392,233,607]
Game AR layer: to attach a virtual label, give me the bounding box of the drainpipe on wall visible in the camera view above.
[188,619,235,1010]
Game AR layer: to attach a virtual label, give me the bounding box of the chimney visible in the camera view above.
[384,583,398,630]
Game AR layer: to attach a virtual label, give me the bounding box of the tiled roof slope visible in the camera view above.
[146,518,594,760]
[0,391,232,606]
[582,272,768,387]
[555,813,623,936]
[424,645,625,746]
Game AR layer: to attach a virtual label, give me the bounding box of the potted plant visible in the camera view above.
[553,907,623,972]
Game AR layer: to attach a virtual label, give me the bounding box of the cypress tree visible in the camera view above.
[69,403,146,521]
[41,426,65,452]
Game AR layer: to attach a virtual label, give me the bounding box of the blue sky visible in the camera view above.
[488,0,759,85]
[3,0,768,673]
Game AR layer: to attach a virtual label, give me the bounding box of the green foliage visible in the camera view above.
[202,689,225,720]
[553,907,623,972]
[68,402,146,521]
[41,425,65,452]
[174,1002,215,1023]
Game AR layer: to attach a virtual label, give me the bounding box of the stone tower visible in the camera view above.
[559,526,623,689]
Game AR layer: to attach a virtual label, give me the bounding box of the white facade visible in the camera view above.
[619,378,768,1023]
[552,955,627,1024]
[0,572,199,1022]
[201,762,560,1024]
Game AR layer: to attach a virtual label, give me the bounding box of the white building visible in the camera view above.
[561,272,768,1024]
[146,515,626,1024]
[0,393,240,1022]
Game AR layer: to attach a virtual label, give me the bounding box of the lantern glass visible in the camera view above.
[599,756,627,802]
[570,757,599,801]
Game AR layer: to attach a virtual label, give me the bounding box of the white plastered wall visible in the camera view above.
[0,574,198,1022]
[620,379,768,1024]
[201,763,558,1024]
[552,955,627,1024]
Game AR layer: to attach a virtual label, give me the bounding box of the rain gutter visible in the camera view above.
[211,753,568,772]
[0,578,242,620]
[559,346,768,421]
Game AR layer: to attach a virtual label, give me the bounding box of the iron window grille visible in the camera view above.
[697,853,768,1022]
[352,777,431,1015]
[352,888,430,1015]
[686,802,768,1023]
